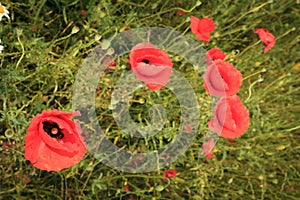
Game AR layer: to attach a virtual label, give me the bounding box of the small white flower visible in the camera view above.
[0,40,3,54]
[0,45,3,53]
[0,3,10,21]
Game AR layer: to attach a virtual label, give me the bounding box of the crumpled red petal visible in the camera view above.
[190,16,215,43]
[254,28,276,53]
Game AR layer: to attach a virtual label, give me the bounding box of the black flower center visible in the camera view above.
[42,121,64,139]
[141,59,150,64]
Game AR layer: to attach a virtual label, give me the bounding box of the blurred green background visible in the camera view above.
[0,0,299,199]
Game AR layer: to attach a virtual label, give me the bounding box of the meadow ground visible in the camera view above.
[0,0,299,199]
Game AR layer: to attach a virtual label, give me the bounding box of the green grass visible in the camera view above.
[0,0,299,199]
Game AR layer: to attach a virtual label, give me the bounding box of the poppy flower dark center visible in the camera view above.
[141,59,150,64]
[42,121,64,139]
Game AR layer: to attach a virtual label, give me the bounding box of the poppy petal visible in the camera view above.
[163,169,177,180]
[206,48,226,65]
[254,28,276,53]
[202,138,215,159]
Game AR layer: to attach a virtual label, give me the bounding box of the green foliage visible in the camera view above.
[0,0,299,199]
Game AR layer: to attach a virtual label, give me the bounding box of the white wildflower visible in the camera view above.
[0,39,3,54]
[0,3,10,21]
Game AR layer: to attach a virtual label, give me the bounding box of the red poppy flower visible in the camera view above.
[24,110,86,172]
[208,96,250,139]
[203,60,242,97]
[253,28,276,53]
[163,169,177,180]
[190,16,215,43]
[129,42,173,90]
[202,138,215,159]
[206,48,226,65]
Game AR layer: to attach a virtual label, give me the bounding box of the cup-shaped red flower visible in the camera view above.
[203,60,242,97]
[190,16,215,43]
[129,42,173,90]
[163,169,177,180]
[208,96,250,139]
[24,110,86,172]
[254,28,276,53]
[206,48,226,65]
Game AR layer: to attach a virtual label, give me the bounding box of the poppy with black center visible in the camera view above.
[141,59,150,64]
[42,121,64,139]
[24,110,86,172]
[129,42,173,90]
